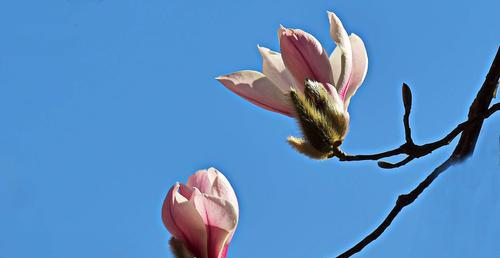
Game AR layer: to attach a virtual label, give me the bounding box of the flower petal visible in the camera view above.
[162,183,184,241]
[187,168,217,194]
[171,187,209,258]
[328,11,352,98]
[191,191,238,258]
[208,168,239,243]
[258,45,295,92]
[343,34,368,109]
[178,183,195,199]
[327,86,351,141]
[188,168,239,220]
[191,191,238,234]
[210,169,239,219]
[329,46,342,90]
[279,27,334,87]
[216,70,293,116]
[207,226,233,258]
[220,244,229,258]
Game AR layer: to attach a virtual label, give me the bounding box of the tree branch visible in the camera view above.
[331,82,499,169]
[332,103,498,166]
[336,47,500,258]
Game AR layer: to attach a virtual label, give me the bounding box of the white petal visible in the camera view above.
[258,46,295,92]
[328,11,352,96]
[216,70,294,117]
[330,46,342,88]
[343,34,368,109]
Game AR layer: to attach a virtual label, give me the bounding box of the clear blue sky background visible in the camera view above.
[1,0,499,257]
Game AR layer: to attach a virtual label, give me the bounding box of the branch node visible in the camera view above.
[396,194,412,206]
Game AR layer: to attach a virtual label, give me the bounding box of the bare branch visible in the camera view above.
[333,87,499,168]
[336,103,498,165]
[337,158,455,258]
[336,47,500,257]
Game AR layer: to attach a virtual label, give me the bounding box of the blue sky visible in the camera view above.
[0,0,499,257]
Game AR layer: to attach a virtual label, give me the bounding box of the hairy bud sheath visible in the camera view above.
[288,79,349,159]
[169,237,194,258]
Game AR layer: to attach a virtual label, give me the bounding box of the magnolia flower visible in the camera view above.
[162,168,239,258]
[217,11,368,159]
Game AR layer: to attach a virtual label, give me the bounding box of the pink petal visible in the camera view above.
[207,226,233,258]
[171,188,209,258]
[208,169,239,242]
[258,46,295,92]
[343,34,368,109]
[210,170,239,219]
[187,168,218,194]
[190,191,238,233]
[162,183,184,241]
[178,183,195,199]
[325,82,346,113]
[188,168,239,221]
[327,11,352,99]
[220,244,229,258]
[279,26,334,87]
[216,70,294,117]
[320,81,337,96]
[191,192,238,258]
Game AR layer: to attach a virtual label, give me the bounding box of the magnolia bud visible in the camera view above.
[402,83,412,111]
[162,168,239,258]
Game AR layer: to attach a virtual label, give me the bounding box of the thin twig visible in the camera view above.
[336,47,500,257]
[401,83,414,145]
[337,158,455,258]
[334,99,499,169]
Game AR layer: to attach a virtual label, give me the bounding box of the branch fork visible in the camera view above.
[329,83,499,169]
[336,47,500,257]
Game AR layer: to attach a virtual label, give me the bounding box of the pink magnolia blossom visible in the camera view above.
[216,11,368,118]
[162,168,239,258]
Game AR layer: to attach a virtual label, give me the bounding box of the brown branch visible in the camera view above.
[336,47,500,258]
[332,85,499,169]
[333,103,498,165]
[337,158,455,258]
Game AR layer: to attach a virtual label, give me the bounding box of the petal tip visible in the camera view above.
[257,45,267,54]
[207,167,220,176]
[327,11,340,24]
[215,74,231,83]
[349,33,363,41]
[278,25,290,36]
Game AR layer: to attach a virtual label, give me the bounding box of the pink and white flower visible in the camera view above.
[162,168,239,258]
[216,11,368,120]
